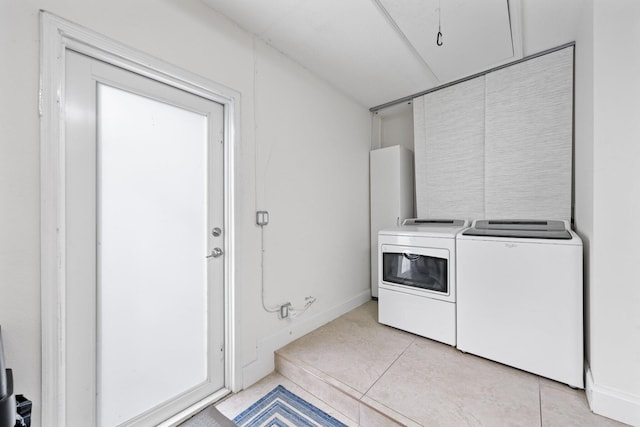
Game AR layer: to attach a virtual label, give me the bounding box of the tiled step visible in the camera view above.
[274,350,421,427]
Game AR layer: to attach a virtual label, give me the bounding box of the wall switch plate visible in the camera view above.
[256,211,269,226]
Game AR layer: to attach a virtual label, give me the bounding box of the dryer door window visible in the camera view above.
[382,249,448,294]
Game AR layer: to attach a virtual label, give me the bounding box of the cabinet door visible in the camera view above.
[414,76,485,219]
[484,47,573,221]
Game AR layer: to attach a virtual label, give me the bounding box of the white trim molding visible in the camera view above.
[585,365,640,426]
[39,11,241,426]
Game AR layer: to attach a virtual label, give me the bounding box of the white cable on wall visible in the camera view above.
[252,37,317,319]
[258,214,317,318]
[259,226,281,314]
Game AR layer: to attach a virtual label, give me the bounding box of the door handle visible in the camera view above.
[206,247,223,258]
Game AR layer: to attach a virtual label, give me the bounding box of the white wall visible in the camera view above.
[576,0,640,424]
[243,38,372,381]
[592,0,640,410]
[0,1,371,424]
[573,0,594,377]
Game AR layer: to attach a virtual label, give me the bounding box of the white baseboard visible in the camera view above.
[241,290,372,388]
[585,365,640,426]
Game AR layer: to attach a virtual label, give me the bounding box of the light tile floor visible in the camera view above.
[216,301,628,426]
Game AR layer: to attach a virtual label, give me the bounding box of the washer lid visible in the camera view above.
[463,219,572,240]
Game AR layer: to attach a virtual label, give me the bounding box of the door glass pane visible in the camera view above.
[382,252,448,293]
[97,84,208,426]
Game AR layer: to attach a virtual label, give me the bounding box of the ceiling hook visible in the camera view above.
[436,0,443,47]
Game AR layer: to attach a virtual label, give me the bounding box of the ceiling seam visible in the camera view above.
[507,0,515,57]
[507,0,524,59]
[370,0,440,83]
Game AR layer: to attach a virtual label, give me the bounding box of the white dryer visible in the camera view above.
[456,220,583,388]
[378,219,469,346]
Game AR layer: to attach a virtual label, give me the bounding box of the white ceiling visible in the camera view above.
[201,0,585,108]
[377,0,518,82]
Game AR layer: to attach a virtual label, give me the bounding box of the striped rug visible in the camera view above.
[233,385,347,427]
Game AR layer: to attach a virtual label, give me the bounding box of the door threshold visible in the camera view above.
[157,388,232,427]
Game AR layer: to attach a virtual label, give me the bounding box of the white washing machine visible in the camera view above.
[378,219,469,346]
[456,220,583,388]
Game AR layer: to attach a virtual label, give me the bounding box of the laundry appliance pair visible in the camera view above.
[377,219,584,388]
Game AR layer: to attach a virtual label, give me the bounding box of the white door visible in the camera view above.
[64,50,226,426]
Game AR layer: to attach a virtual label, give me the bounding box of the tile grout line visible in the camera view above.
[360,335,424,426]
[363,335,418,397]
[538,378,543,427]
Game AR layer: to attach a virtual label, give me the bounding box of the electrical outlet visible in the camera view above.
[279,303,290,319]
[256,211,269,226]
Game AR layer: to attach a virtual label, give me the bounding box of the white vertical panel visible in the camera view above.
[414,77,485,220]
[485,47,574,221]
[424,77,485,220]
[412,95,428,217]
[370,146,414,297]
[98,84,208,426]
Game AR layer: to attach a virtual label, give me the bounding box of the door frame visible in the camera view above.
[39,11,240,426]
